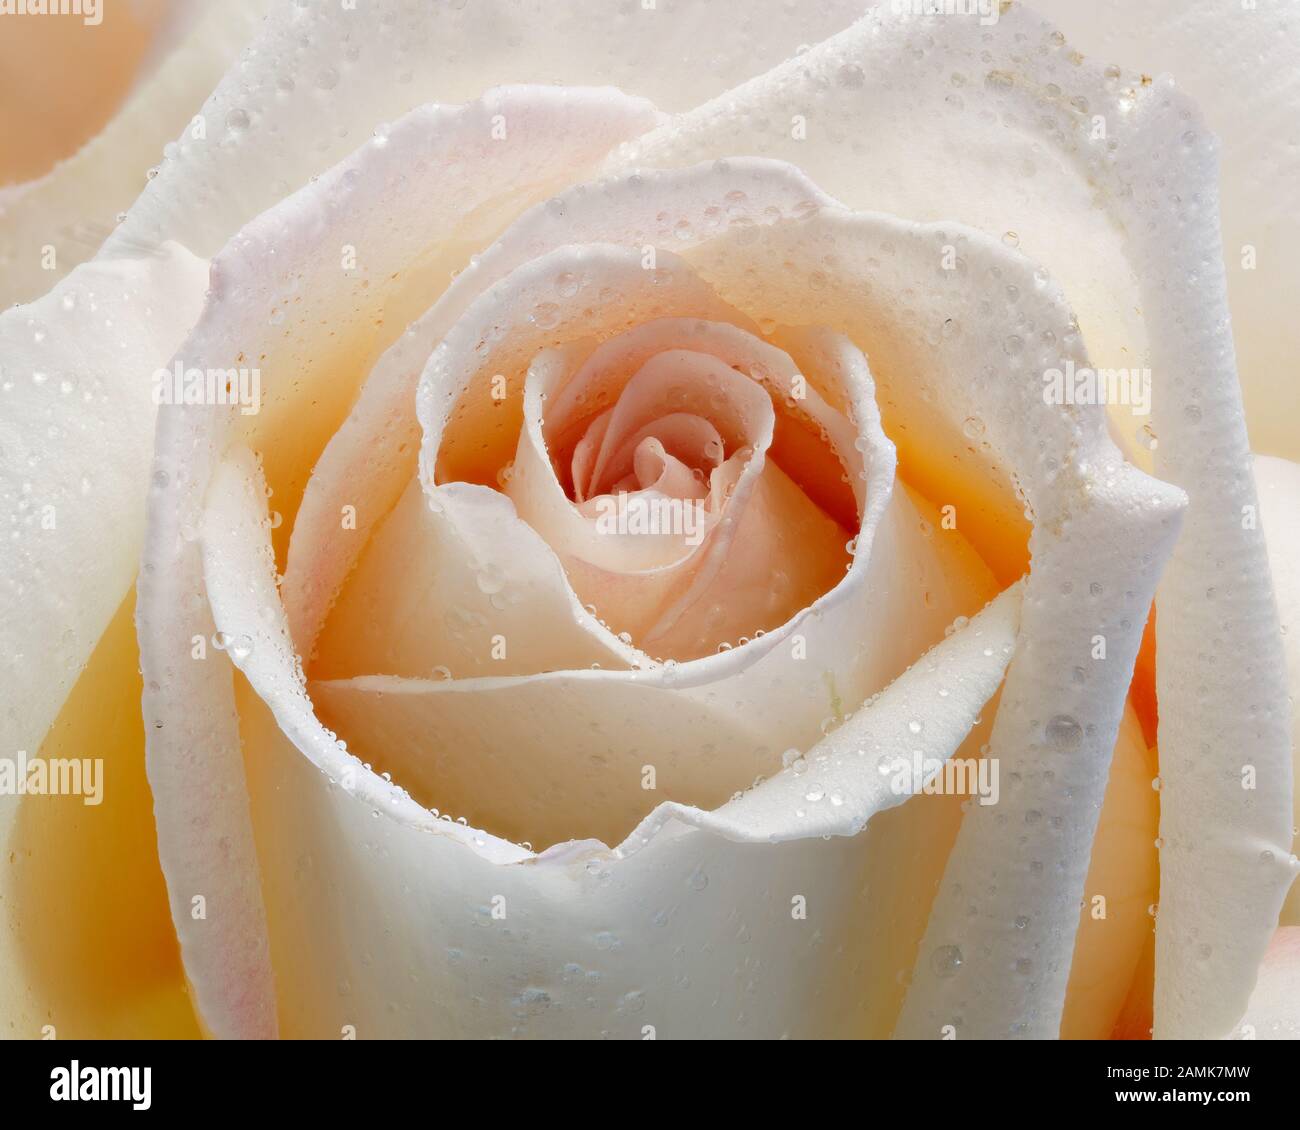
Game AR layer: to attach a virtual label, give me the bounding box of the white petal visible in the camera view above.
[102,0,864,265]
[655,202,1185,1038]
[620,1,1280,1041]
[1231,928,1300,1041]
[0,0,269,307]
[137,85,659,1037]
[0,246,208,760]
[1255,455,1300,925]
[1027,0,1300,462]
[310,479,996,853]
[204,436,1016,1036]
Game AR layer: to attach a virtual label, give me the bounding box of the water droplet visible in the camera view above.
[836,63,866,89]
[530,302,561,330]
[1044,714,1083,750]
[931,945,963,978]
[475,566,505,595]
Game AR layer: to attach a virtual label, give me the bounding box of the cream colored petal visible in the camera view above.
[1255,455,1300,926]
[100,0,865,266]
[294,161,998,863]
[137,85,661,1038]
[311,478,642,683]
[503,331,850,658]
[204,436,1016,1036]
[618,1,1280,1042]
[310,478,995,853]
[644,203,1184,1039]
[0,246,208,761]
[1028,0,1300,462]
[1231,928,1300,1041]
[1060,707,1159,1040]
[0,0,270,307]
[283,158,819,660]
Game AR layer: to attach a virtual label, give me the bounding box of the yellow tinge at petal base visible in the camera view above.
[1,592,196,1039]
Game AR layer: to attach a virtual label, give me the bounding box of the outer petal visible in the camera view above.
[661,205,1184,1038]
[1029,0,1300,462]
[616,1,1281,1041]
[0,246,208,761]
[99,0,866,267]
[135,85,665,1038]
[0,0,270,307]
[1231,928,1300,1041]
[1256,455,1300,925]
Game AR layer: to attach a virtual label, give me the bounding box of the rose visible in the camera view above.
[2,1,1298,1041]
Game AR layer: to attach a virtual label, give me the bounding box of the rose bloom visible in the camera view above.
[1,0,1298,1042]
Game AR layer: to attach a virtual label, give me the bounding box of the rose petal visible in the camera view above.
[1230,928,1300,1041]
[637,203,1186,1038]
[0,593,198,1039]
[0,246,208,760]
[309,478,996,851]
[620,2,1280,1041]
[1060,707,1160,1040]
[0,0,268,308]
[136,84,663,1038]
[1255,455,1300,925]
[294,160,999,854]
[203,436,1017,1035]
[310,478,643,682]
[100,0,864,266]
[505,328,851,657]
[282,157,824,659]
[305,152,1014,860]
[1028,0,1300,462]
